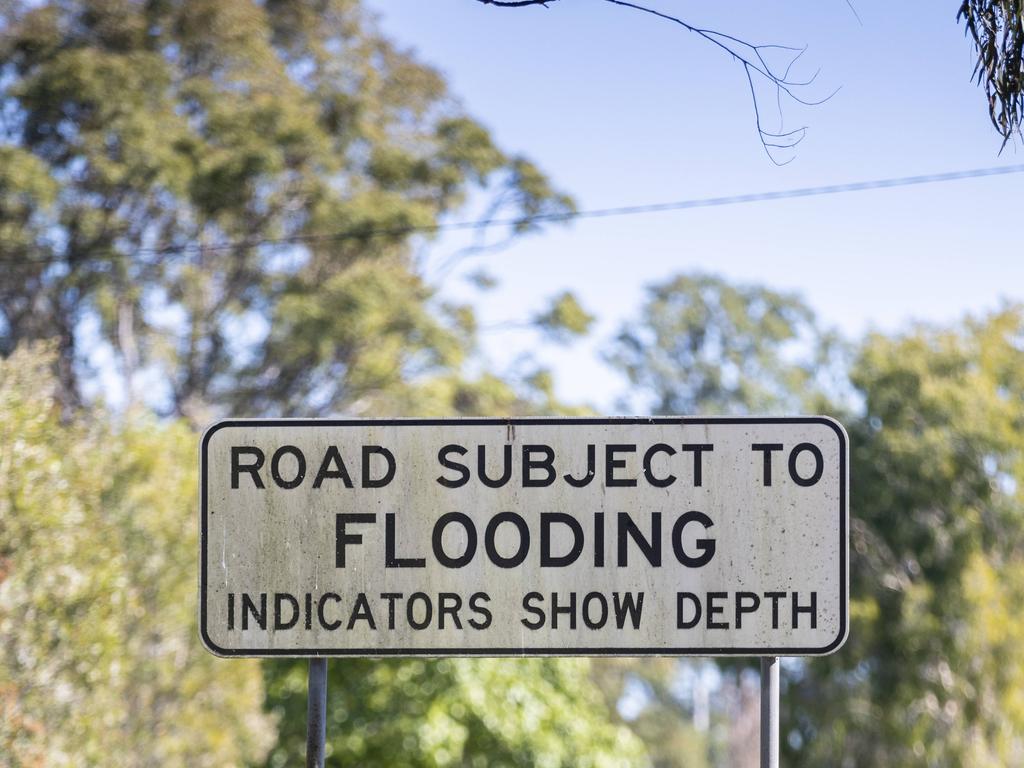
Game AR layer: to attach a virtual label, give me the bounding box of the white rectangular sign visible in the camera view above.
[200,418,848,657]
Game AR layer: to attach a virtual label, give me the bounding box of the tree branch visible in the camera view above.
[959,0,1024,149]
[474,0,836,163]
[477,0,553,5]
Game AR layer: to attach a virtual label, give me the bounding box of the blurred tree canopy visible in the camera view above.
[0,345,274,766]
[0,0,574,420]
[606,273,843,416]
[606,273,1024,767]
[534,290,596,344]
[3,0,1024,764]
[784,306,1024,766]
[0,345,643,767]
[600,273,838,767]
[266,657,644,767]
[0,3,636,767]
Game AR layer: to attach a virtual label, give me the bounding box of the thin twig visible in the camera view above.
[474,0,837,162]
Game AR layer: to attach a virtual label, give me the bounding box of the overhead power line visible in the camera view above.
[5,163,1023,265]
[552,164,1024,222]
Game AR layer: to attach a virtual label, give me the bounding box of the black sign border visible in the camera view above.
[200,417,848,658]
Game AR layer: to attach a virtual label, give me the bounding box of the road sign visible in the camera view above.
[200,417,848,657]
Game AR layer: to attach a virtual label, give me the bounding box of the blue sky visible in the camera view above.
[368,0,1023,411]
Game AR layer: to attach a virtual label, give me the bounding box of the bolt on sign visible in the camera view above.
[199,418,848,657]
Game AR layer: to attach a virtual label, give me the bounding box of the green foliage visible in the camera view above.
[0,346,273,766]
[0,146,57,260]
[598,272,846,766]
[784,306,1024,766]
[534,291,596,343]
[9,1,1021,762]
[0,0,573,418]
[590,659,712,768]
[264,658,645,767]
[0,8,647,761]
[0,3,645,766]
[606,273,1024,765]
[256,352,628,766]
[959,1,1024,146]
[606,273,838,415]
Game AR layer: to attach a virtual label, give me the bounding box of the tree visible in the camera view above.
[534,291,597,343]
[0,3,644,765]
[590,659,714,768]
[599,272,839,767]
[605,272,1024,766]
[606,273,841,416]
[0,351,641,768]
[959,1,1024,146]
[265,657,645,767]
[475,0,830,164]
[256,338,642,766]
[0,0,573,420]
[783,306,1024,766]
[0,346,274,766]
[480,0,1024,149]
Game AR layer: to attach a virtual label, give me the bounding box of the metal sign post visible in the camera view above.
[306,658,327,768]
[198,417,848,764]
[760,656,779,768]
